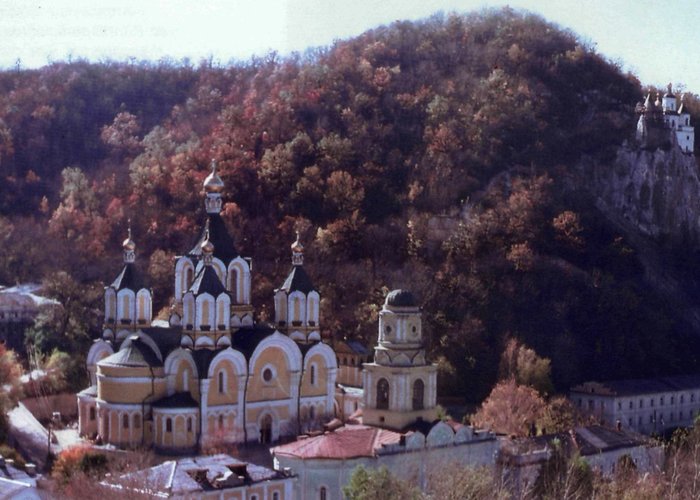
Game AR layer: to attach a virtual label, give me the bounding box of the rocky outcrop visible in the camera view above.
[584,145,700,245]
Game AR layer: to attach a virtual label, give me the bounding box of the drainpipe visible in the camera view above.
[142,365,155,446]
[297,357,305,434]
[197,376,203,451]
[242,362,251,443]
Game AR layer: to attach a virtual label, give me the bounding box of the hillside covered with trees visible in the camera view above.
[2,8,700,402]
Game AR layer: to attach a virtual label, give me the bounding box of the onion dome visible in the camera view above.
[291,231,304,254]
[385,289,416,308]
[203,159,224,193]
[654,93,661,107]
[664,83,675,98]
[122,225,136,252]
[200,231,215,256]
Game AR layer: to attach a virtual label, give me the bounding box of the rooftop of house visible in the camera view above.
[272,419,492,461]
[570,374,700,397]
[500,425,653,459]
[101,453,288,497]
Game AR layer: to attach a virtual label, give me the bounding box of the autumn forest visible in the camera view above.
[2,8,700,404]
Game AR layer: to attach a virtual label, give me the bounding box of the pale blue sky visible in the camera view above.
[1,0,700,91]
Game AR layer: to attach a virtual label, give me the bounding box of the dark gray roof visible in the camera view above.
[335,340,370,355]
[140,326,182,359]
[279,265,315,294]
[78,385,98,397]
[100,337,161,367]
[189,214,238,263]
[385,289,416,307]
[231,325,276,359]
[104,454,286,496]
[152,392,198,408]
[504,425,651,458]
[191,348,222,378]
[571,374,700,397]
[110,263,144,291]
[189,266,227,297]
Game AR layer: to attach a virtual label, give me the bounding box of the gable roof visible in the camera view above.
[110,263,145,291]
[189,214,238,263]
[189,266,227,297]
[279,265,315,294]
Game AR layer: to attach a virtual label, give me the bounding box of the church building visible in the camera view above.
[78,161,337,453]
[636,84,694,153]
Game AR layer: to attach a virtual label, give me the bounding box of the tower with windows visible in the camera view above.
[273,233,321,343]
[102,226,152,343]
[171,160,254,329]
[362,289,437,430]
[180,233,232,349]
[636,84,694,154]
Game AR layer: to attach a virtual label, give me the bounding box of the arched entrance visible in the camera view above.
[260,414,273,444]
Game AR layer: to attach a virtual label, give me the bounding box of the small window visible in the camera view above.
[273,493,280,500]
[218,370,225,393]
[617,402,622,410]
[629,401,633,410]
[640,399,644,409]
[661,397,664,406]
[89,407,96,421]
[650,399,654,407]
[628,418,632,426]
[166,418,172,433]
[187,417,192,432]
[310,364,316,385]
[134,414,141,429]
[320,487,327,500]
[219,414,224,430]
[681,395,685,404]
[250,495,258,500]
[123,414,129,429]
[310,406,316,420]
[263,368,273,382]
[692,394,696,403]
[671,396,674,404]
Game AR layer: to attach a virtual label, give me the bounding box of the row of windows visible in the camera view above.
[164,416,194,433]
[615,393,697,411]
[338,355,372,367]
[216,364,319,394]
[376,378,424,411]
[627,408,698,428]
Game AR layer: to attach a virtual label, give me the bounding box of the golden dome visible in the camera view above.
[201,232,215,254]
[122,225,136,251]
[203,159,224,193]
[291,231,304,253]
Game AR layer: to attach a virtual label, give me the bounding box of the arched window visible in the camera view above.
[89,407,96,421]
[165,418,172,433]
[123,413,129,429]
[201,299,211,329]
[182,369,189,392]
[218,414,224,430]
[377,378,390,410]
[293,296,301,323]
[138,293,146,321]
[134,414,141,429]
[185,267,194,290]
[218,370,225,394]
[229,267,240,303]
[310,405,316,421]
[310,364,316,385]
[320,486,327,500]
[412,379,425,410]
[122,295,131,321]
[187,417,192,432]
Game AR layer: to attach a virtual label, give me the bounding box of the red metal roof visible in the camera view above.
[272,424,403,460]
